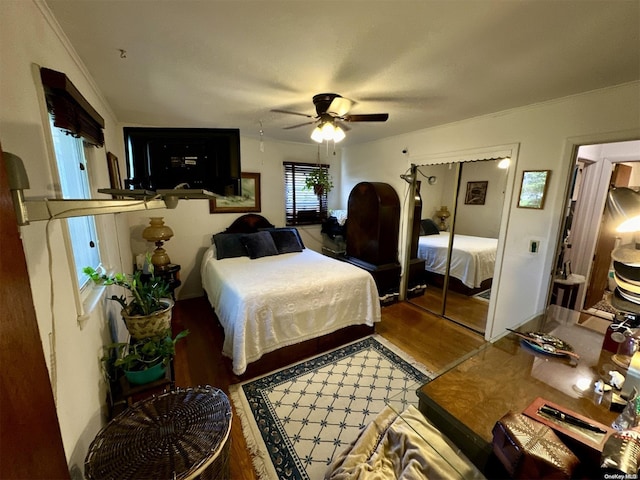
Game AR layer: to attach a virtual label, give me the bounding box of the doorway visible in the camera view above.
[553,140,640,314]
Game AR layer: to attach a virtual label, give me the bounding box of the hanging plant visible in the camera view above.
[304,168,334,196]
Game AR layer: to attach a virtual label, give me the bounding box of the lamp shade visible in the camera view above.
[608,187,640,233]
[142,217,174,268]
[310,126,323,143]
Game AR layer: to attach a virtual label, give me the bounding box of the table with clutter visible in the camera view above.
[417,304,639,477]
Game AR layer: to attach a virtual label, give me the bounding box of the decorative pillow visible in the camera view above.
[259,227,305,249]
[241,231,279,259]
[269,229,304,254]
[420,219,440,236]
[213,233,247,259]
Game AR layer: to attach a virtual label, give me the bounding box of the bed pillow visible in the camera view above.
[213,233,247,259]
[269,229,304,254]
[241,231,279,259]
[420,219,440,236]
[259,227,306,249]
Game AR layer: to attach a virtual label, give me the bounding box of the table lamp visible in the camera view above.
[142,217,174,269]
[435,206,451,231]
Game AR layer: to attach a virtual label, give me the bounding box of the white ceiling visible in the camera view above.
[45,0,640,147]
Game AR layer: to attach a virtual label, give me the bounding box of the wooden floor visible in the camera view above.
[171,296,487,480]
[409,285,490,334]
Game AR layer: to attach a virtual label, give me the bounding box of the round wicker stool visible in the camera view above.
[85,386,232,480]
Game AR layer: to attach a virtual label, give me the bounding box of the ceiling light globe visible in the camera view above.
[321,122,335,140]
[333,126,346,143]
[310,127,323,143]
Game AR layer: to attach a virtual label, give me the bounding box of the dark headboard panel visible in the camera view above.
[224,214,275,233]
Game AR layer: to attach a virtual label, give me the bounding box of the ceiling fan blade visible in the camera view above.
[283,121,316,130]
[335,120,351,132]
[344,113,389,122]
[271,108,314,118]
[327,96,354,117]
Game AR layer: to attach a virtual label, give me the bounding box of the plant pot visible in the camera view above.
[122,298,174,340]
[124,361,166,385]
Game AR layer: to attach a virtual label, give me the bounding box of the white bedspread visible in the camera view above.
[201,247,381,375]
[418,232,497,289]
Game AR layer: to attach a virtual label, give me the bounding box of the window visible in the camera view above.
[49,118,101,289]
[284,162,329,225]
[41,67,106,318]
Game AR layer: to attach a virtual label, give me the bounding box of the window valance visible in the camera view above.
[40,67,105,147]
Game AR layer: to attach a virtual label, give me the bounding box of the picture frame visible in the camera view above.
[209,172,261,213]
[464,181,488,205]
[518,170,551,209]
[106,152,122,198]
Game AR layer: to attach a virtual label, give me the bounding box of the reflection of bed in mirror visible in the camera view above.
[418,230,498,295]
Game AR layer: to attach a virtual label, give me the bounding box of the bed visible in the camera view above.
[417,224,497,291]
[201,214,381,376]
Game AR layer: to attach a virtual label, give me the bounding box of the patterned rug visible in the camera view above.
[230,335,433,480]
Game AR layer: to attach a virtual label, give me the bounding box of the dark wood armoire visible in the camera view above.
[345,181,425,303]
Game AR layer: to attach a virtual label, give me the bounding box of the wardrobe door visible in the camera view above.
[346,182,400,265]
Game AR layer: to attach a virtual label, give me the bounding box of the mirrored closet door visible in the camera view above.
[409,158,509,334]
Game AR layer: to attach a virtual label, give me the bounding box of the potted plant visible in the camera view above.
[304,167,334,197]
[84,260,174,340]
[104,330,189,385]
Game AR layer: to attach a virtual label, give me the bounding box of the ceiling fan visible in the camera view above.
[271,93,389,143]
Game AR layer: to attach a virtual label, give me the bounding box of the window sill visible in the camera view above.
[78,283,106,326]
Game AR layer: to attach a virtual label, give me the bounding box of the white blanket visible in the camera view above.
[418,232,497,289]
[201,247,381,375]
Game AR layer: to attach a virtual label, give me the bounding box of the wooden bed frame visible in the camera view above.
[210,214,375,379]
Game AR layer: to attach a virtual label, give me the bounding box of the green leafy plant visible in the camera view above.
[304,167,334,196]
[104,329,189,375]
[84,259,170,316]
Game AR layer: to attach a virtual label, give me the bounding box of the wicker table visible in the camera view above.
[85,386,232,480]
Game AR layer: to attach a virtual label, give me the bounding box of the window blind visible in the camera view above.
[284,162,329,225]
[40,67,105,147]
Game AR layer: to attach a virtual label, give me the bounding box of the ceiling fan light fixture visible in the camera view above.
[321,122,336,140]
[311,126,324,143]
[333,126,345,143]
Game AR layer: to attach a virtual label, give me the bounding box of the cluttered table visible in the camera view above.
[418,305,624,474]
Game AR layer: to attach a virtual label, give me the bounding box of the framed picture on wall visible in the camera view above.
[518,170,551,209]
[106,152,122,198]
[465,181,488,205]
[209,172,261,213]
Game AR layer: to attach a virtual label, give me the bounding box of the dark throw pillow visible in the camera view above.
[241,231,279,259]
[420,219,440,236]
[213,233,247,259]
[259,227,306,249]
[270,229,304,254]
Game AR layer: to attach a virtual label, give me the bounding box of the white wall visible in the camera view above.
[341,83,640,340]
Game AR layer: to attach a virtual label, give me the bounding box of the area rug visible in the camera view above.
[473,288,491,302]
[230,335,433,480]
